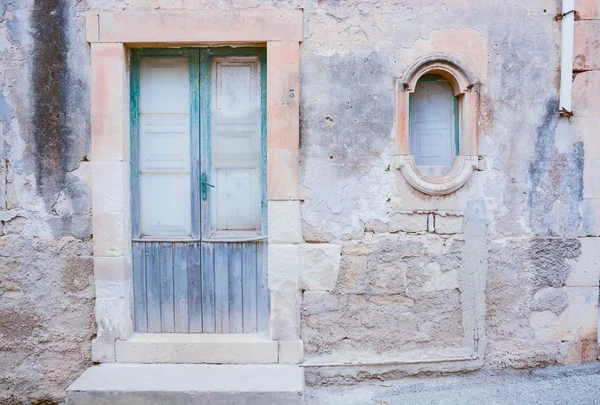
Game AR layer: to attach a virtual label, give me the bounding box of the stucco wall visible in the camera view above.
[0,1,94,404]
[0,0,599,403]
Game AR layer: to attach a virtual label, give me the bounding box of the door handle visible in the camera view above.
[201,173,214,200]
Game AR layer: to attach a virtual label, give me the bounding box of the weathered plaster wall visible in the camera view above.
[296,0,599,383]
[1,0,599,402]
[0,1,94,404]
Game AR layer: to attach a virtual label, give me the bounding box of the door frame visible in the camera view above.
[88,10,303,363]
[130,48,202,241]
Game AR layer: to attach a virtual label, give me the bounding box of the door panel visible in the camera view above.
[199,241,268,333]
[215,168,261,230]
[210,57,262,232]
[133,241,201,333]
[139,57,192,237]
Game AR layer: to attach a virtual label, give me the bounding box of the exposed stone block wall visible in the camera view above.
[0,0,599,402]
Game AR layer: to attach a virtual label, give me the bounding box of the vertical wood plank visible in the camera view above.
[188,242,202,332]
[160,243,175,332]
[214,243,230,333]
[256,241,270,332]
[228,243,243,333]
[146,243,162,332]
[242,242,258,332]
[190,51,201,239]
[201,242,215,332]
[173,243,189,332]
[133,243,147,332]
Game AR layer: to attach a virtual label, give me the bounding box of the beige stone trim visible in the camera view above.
[87,10,303,44]
[267,41,300,149]
[267,41,301,200]
[115,333,279,364]
[395,54,480,196]
[85,11,99,43]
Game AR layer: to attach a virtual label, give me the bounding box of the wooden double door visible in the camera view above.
[130,48,269,333]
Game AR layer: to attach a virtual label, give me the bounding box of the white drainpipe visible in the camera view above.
[559,0,575,116]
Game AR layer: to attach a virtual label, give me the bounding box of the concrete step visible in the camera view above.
[66,363,305,405]
[116,332,278,364]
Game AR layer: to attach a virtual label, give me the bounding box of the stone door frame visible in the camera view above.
[88,9,304,363]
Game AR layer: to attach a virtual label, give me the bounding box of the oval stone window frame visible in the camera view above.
[394,54,480,196]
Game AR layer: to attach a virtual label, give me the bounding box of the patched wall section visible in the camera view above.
[0,0,94,404]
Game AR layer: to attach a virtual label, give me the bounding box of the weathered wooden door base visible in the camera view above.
[133,241,268,333]
[130,48,269,334]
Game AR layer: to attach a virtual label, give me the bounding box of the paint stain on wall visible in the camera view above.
[30,0,69,209]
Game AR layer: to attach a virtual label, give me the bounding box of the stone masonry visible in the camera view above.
[0,0,599,403]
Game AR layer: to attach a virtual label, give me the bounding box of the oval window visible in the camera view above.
[409,74,458,176]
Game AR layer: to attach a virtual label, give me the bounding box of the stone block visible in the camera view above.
[85,11,99,42]
[91,43,130,163]
[574,117,600,159]
[270,290,300,341]
[95,297,134,341]
[267,41,300,149]
[66,364,305,405]
[93,212,130,257]
[127,0,159,8]
[268,244,299,292]
[97,10,304,43]
[279,340,304,364]
[268,201,303,244]
[338,254,370,293]
[91,43,127,116]
[419,264,459,292]
[298,244,341,291]
[574,21,600,71]
[531,287,569,314]
[583,159,600,199]
[434,214,463,234]
[565,238,600,286]
[158,0,185,9]
[268,148,300,200]
[91,112,129,162]
[581,199,600,236]
[116,333,278,364]
[561,340,598,365]
[95,279,130,299]
[572,70,600,118]
[92,337,115,363]
[94,256,131,283]
[389,212,428,233]
[579,0,600,20]
[92,161,129,214]
[529,287,598,341]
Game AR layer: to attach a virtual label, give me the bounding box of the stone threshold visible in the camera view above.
[66,363,305,405]
[116,332,279,364]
